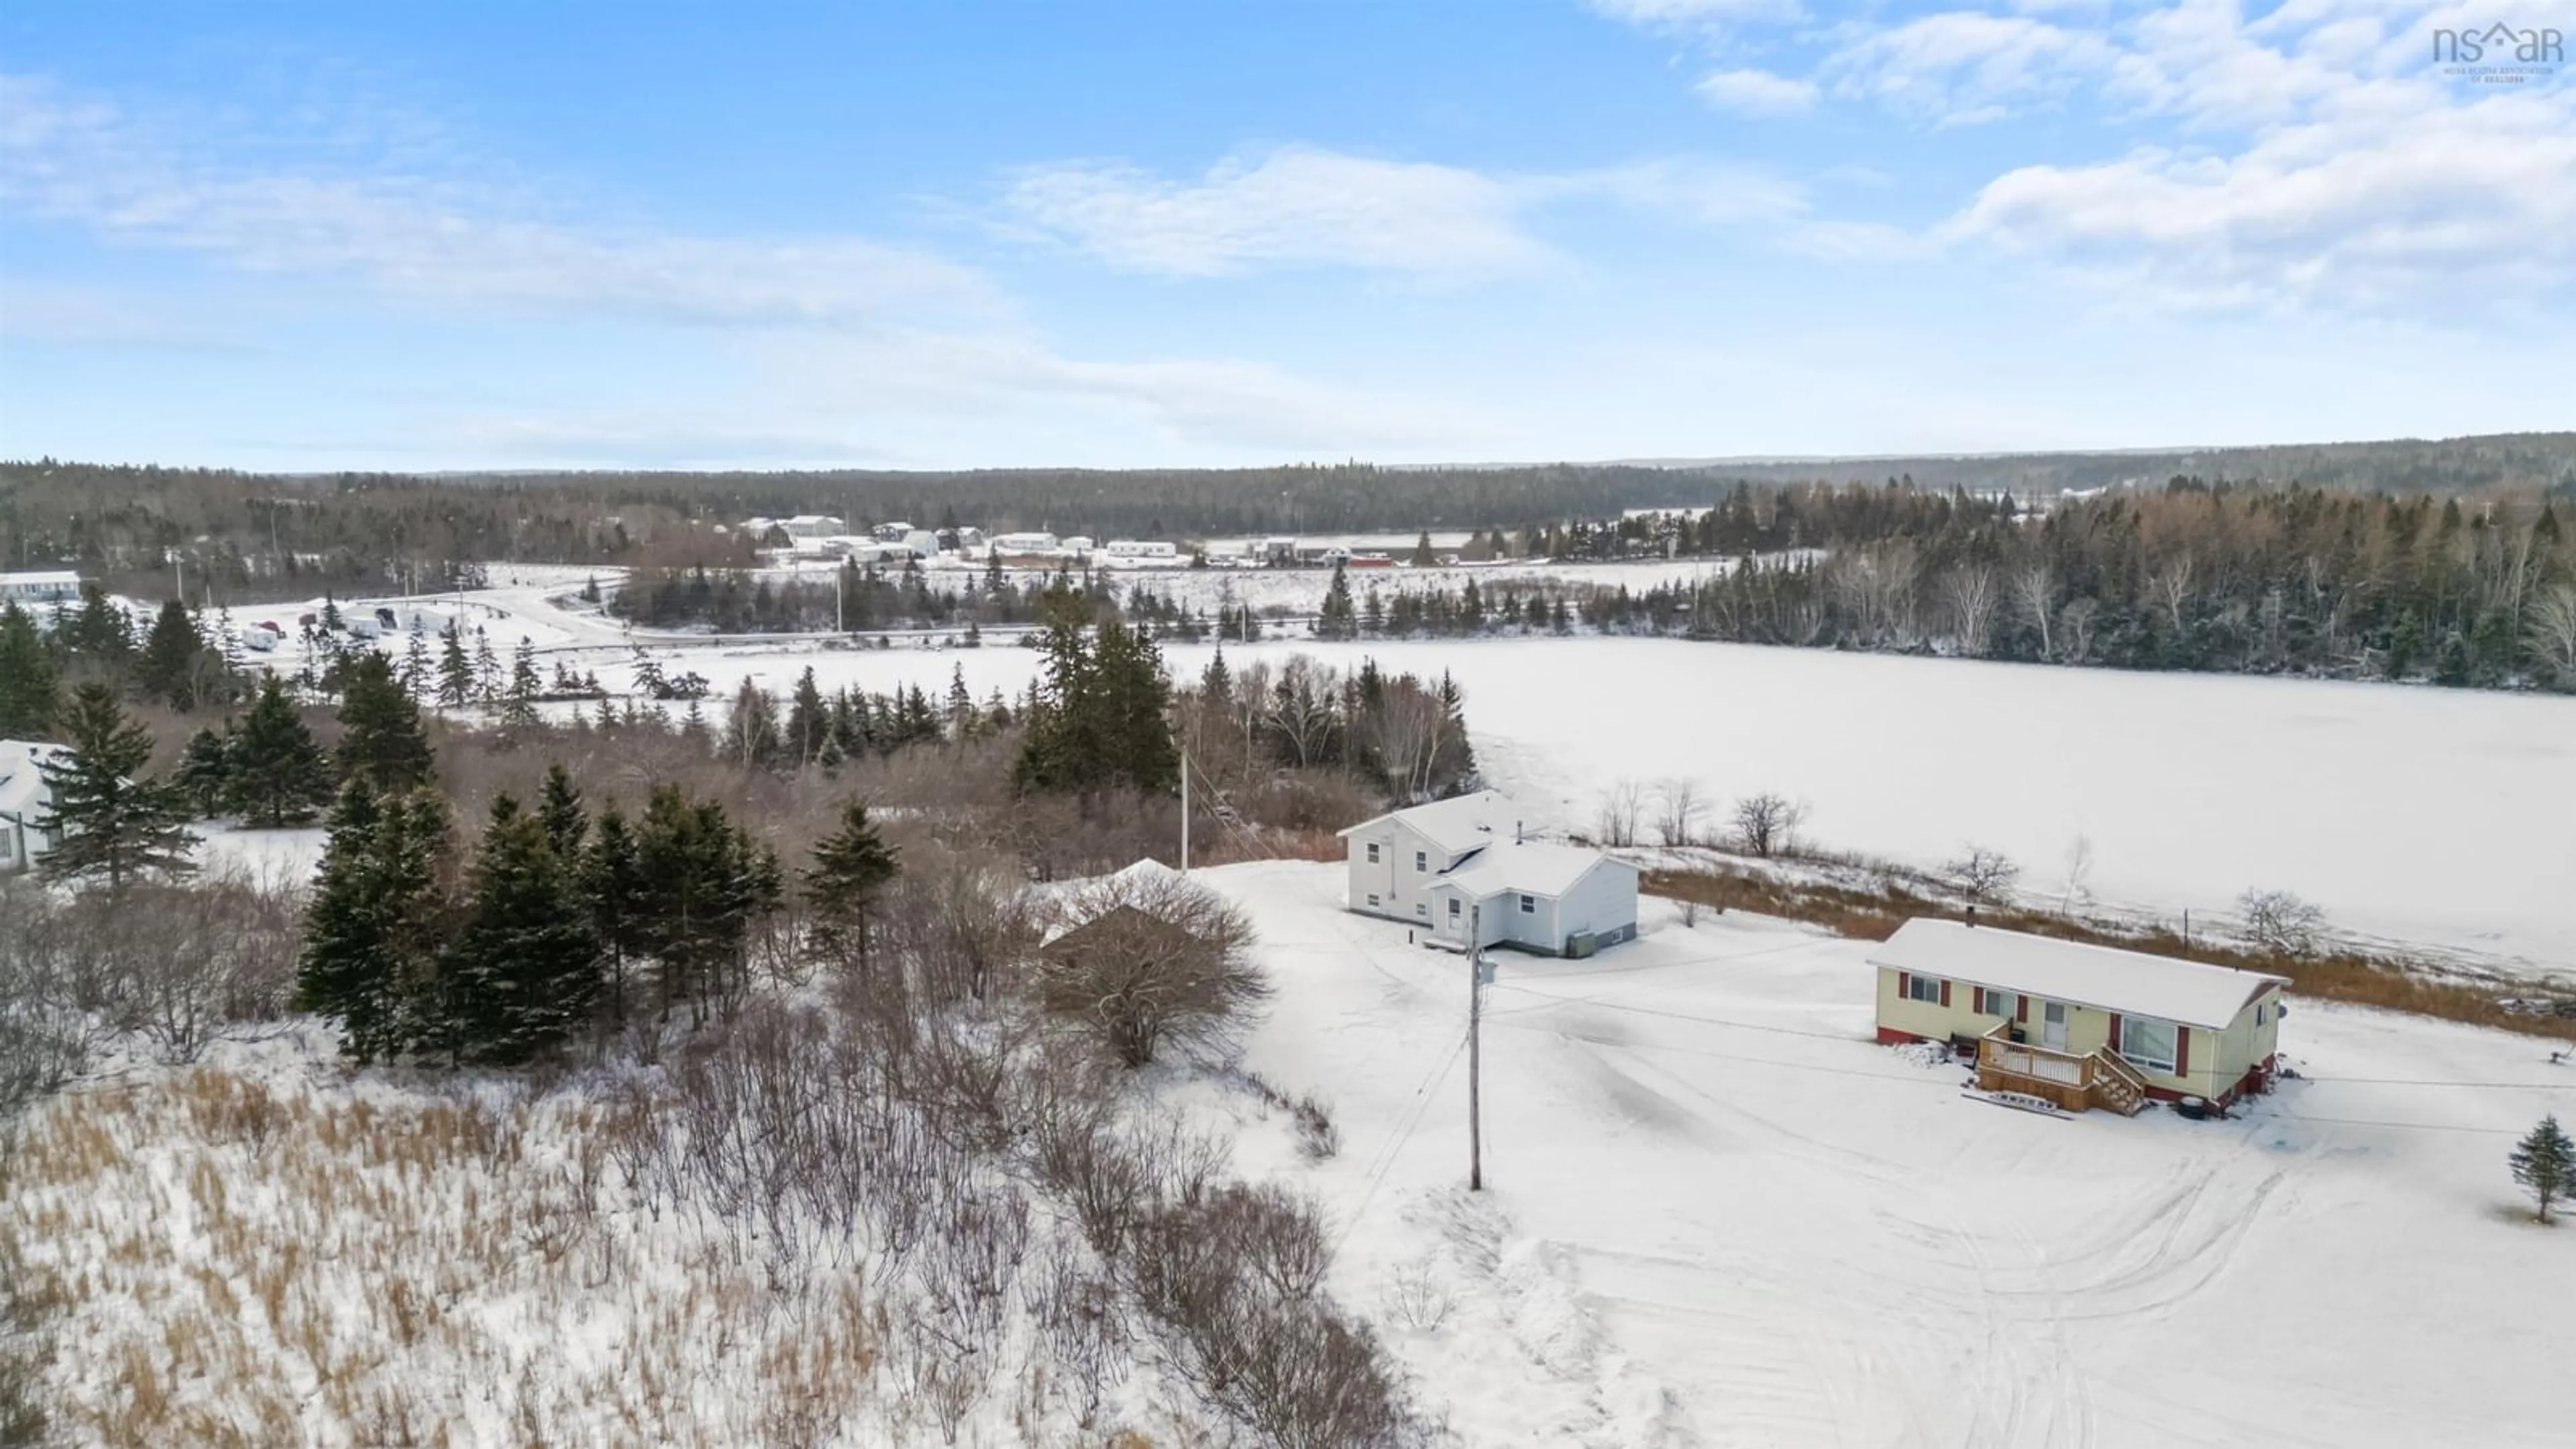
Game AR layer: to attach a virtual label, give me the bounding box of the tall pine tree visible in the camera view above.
[0,602,58,737]
[38,683,197,890]
[136,599,209,711]
[806,799,899,971]
[2510,1114,2573,1224]
[230,675,334,826]
[336,652,436,791]
[439,796,602,1064]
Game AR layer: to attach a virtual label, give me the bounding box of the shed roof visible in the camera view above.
[0,740,70,820]
[1430,839,1625,900]
[1337,790,1520,855]
[1868,918,2288,1031]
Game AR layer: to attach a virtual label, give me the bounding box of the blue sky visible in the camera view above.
[1,0,2568,470]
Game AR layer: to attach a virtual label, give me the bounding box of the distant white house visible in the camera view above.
[1062,535,1096,555]
[989,531,1061,556]
[1338,791,1639,957]
[0,739,70,877]
[1102,539,1180,562]
[0,571,80,606]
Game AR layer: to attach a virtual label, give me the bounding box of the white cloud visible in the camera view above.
[1002,146,1809,278]
[1695,67,1822,114]
[0,74,998,328]
[1587,0,1803,28]
[1825,12,2116,125]
[999,146,1546,278]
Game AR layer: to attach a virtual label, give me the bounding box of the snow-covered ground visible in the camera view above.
[1208,863,2576,1448]
[573,635,2576,979]
[207,574,2576,975]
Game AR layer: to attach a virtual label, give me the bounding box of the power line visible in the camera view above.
[1483,1018,1957,1085]
[1335,1029,1470,1252]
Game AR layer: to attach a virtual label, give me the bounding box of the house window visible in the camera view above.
[1976,987,2014,1016]
[1366,843,1381,863]
[1366,894,1380,908]
[1518,894,1536,914]
[1905,974,1942,1004]
[2120,1017,2180,1075]
[1414,851,1428,872]
[1415,902,1428,918]
[2255,1002,2267,1026]
[1447,899,1460,918]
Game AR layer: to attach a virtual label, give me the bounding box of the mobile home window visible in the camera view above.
[1905,974,1942,1004]
[1518,894,1535,914]
[2120,1017,2179,1074]
[1366,843,1380,863]
[1976,987,2013,1016]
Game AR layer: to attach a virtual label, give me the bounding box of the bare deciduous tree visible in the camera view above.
[1729,792,1805,858]
[2238,888,2326,957]
[1944,846,2021,903]
[1943,564,2000,657]
[1595,779,1647,849]
[1654,777,1704,847]
[1036,867,1269,1069]
[2010,559,2057,661]
[2526,584,2576,687]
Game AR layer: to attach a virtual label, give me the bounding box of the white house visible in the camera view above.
[1102,539,1180,562]
[989,531,1060,556]
[0,739,70,877]
[1338,792,1640,957]
[0,571,80,606]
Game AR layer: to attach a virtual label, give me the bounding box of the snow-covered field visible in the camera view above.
[215,576,2576,975]
[1211,864,2576,1447]
[572,635,2576,979]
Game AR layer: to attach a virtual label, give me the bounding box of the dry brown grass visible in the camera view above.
[1,1051,919,1446]
[1644,865,2576,1042]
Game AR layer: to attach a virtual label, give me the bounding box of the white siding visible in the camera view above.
[1556,860,1641,948]
[1346,818,1445,923]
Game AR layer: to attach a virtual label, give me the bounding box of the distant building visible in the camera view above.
[1871,918,2289,1113]
[0,571,80,606]
[1062,535,1096,555]
[0,739,71,877]
[1338,792,1638,957]
[783,515,845,540]
[1102,539,1179,561]
[871,521,914,543]
[989,531,1061,556]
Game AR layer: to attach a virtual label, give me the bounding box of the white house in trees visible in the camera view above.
[1339,792,1639,957]
[0,739,69,877]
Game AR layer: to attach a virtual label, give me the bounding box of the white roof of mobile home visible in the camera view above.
[1337,790,1521,856]
[1868,918,2288,1030]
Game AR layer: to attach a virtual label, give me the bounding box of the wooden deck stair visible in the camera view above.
[2087,1050,2149,1115]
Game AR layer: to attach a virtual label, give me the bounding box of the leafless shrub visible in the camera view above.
[1381,1257,1454,1334]
[1594,779,1646,849]
[2239,889,2328,957]
[1943,845,2021,903]
[1036,867,1269,1069]
[1223,1301,1420,1449]
[1291,1093,1340,1162]
[1655,777,1703,847]
[1730,792,1806,857]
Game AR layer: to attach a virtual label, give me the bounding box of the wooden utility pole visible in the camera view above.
[1469,905,1485,1191]
[1180,750,1191,874]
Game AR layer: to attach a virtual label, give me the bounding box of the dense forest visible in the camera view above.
[7,433,2572,602]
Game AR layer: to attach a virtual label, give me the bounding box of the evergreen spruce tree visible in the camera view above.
[1200,646,1232,704]
[584,802,645,1031]
[174,725,236,818]
[435,622,474,709]
[319,593,343,631]
[2510,1114,2573,1224]
[506,637,543,722]
[0,601,60,737]
[400,629,433,697]
[64,584,133,667]
[296,784,455,1063]
[442,796,603,1064]
[472,629,500,701]
[1096,616,1178,793]
[136,598,208,710]
[786,666,830,766]
[806,798,899,970]
[336,652,436,791]
[1318,562,1356,639]
[537,761,588,859]
[229,675,334,826]
[37,683,197,891]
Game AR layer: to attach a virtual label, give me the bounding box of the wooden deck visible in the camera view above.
[1974,1024,2147,1116]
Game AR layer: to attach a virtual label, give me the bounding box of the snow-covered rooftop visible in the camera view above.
[0,740,70,819]
[1432,839,1623,900]
[1868,918,2288,1030]
[1339,789,1522,856]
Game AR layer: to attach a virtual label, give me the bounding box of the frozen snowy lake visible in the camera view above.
[600,635,2576,976]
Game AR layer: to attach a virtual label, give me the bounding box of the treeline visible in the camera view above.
[14,435,2569,602]
[610,558,1091,633]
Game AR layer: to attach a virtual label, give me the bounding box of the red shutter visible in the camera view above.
[2175,1026,2190,1075]
[1939,979,1951,1008]
[2016,994,2029,1023]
